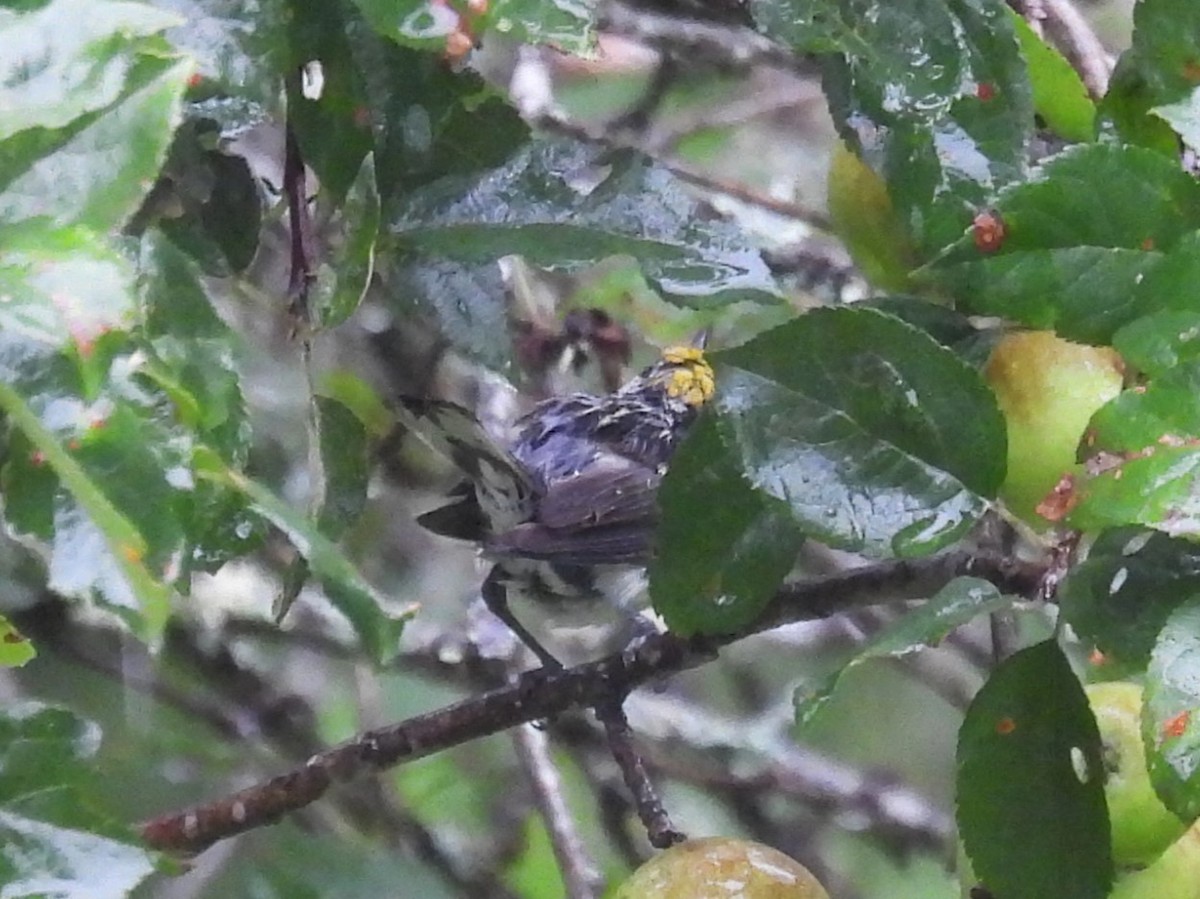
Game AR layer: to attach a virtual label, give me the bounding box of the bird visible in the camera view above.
[397,345,716,667]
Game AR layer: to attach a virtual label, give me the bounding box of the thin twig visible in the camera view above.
[141,549,1044,854]
[595,699,684,849]
[1036,0,1112,99]
[512,724,604,898]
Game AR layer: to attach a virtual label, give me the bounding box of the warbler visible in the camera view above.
[399,345,716,667]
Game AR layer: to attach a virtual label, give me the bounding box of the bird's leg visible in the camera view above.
[482,568,564,670]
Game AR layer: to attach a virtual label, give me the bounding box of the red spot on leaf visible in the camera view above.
[996,716,1017,736]
[1088,648,1107,667]
[89,418,107,431]
[1184,60,1200,84]
[1141,237,1155,251]
[972,210,1006,253]
[1036,472,1079,522]
[467,0,488,15]
[30,450,46,467]
[187,72,204,89]
[976,82,995,102]
[68,439,81,451]
[1164,711,1190,739]
[352,106,372,129]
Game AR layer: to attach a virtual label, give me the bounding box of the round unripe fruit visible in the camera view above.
[1089,682,1187,867]
[826,142,915,292]
[1109,823,1200,899]
[984,331,1123,524]
[615,837,830,899]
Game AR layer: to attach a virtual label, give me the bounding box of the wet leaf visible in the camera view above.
[1067,445,1200,537]
[1060,529,1200,670]
[0,704,156,897]
[796,577,1008,727]
[758,0,1033,255]
[192,448,410,663]
[1144,597,1200,820]
[651,413,804,636]
[957,641,1111,899]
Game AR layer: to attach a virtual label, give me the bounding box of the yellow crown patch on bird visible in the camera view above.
[661,346,715,407]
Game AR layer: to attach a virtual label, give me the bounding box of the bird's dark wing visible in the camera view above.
[536,460,660,530]
[484,458,660,565]
[417,489,487,541]
[485,522,652,566]
[396,396,536,530]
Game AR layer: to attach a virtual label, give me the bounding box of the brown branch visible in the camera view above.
[141,549,1044,855]
[512,723,604,898]
[595,699,684,849]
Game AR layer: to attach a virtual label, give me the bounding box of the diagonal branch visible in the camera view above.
[141,548,1044,855]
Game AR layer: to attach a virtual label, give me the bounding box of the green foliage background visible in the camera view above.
[5,0,1200,896]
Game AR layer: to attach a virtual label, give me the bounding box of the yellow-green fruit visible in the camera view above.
[984,331,1123,524]
[1110,823,1200,899]
[1089,682,1187,867]
[614,838,830,899]
[826,142,916,292]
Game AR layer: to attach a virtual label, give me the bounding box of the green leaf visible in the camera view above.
[0,223,137,345]
[1059,529,1200,669]
[1101,0,1200,151]
[0,704,156,895]
[386,140,780,369]
[1009,10,1095,143]
[717,306,1007,498]
[650,413,804,636]
[284,0,374,200]
[350,0,593,55]
[1067,445,1200,536]
[0,367,174,639]
[1153,88,1200,149]
[929,144,1200,342]
[796,577,1009,727]
[757,0,1033,255]
[310,154,380,330]
[0,615,35,668]
[1113,309,1200,377]
[192,448,409,664]
[712,367,985,557]
[0,58,191,231]
[957,640,1112,899]
[0,0,181,142]
[1088,363,1200,453]
[1145,597,1200,820]
[312,397,370,539]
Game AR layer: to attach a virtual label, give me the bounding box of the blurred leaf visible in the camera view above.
[1088,363,1200,453]
[1101,0,1200,151]
[757,0,1033,255]
[284,0,374,200]
[155,133,263,275]
[0,58,191,230]
[929,144,1200,342]
[313,396,370,539]
[310,154,380,329]
[650,413,804,636]
[1145,597,1200,820]
[1113,309,1200,377]
[350,0,593,55]
[0,355,174,640]
[156,0,284,107]
[796,577,1008,727]
[0,223,138,345]
[346,38,529,207]
[717,306,1007,498]
[386,140,781,369]
[0,704,157,897]
[1009,10,1095,143]
[1059,529,1200,669]
[0,0,180,143]
[1067,445,1200,536]
[317,370,396,440]
[957,640,1112,899]
[192,447,409,663]
[0,615,35,668]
